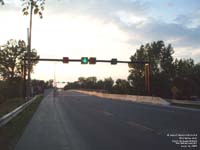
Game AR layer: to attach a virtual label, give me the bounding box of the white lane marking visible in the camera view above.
[102,111,114,117]
[137,105,179,114]
[96,110,114,117]
[126,121,155,132]
[59,94,90,97]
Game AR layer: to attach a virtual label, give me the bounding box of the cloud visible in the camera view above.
[48,0,148,14]
[0,0,22,10]
[122,19,200,62]
[46,0,149,24]
[3,0,199,62]
[174,9,200,28]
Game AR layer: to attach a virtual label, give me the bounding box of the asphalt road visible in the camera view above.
[15,90,200,150]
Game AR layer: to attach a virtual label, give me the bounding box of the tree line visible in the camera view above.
[64,41,200,100]
[128,41,200,99]
[64,77,132,94]
[1,39,200,100]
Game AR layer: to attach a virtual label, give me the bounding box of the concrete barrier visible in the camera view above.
[171,99,200,105]
[74,90,170,106]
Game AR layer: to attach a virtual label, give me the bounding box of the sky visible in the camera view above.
[0,0,200,86]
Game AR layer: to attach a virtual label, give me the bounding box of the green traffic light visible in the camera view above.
[81,57,88,64]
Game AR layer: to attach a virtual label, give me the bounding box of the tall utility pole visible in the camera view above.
[27,1,33,99]
[23,57,27,98]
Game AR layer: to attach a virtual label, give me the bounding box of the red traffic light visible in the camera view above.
[63,57,69,63]
[89,57,96,64]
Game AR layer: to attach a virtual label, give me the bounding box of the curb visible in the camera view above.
[0,95,41,127]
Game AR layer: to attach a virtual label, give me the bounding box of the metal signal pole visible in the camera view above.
[145,63,150,95]
[27,2,33,99]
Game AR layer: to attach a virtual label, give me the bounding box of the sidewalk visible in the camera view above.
[14,91,70,150]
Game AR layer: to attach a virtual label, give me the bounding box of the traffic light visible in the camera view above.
[111,58,117,65]
[63,57,69,63]
[81,57,88,64]
[89,57,96,64]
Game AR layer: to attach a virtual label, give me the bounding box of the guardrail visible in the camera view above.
[0,95,40,127]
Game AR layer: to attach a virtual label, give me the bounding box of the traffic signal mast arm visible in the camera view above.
[23,57,150,64]
[22,57,150,95]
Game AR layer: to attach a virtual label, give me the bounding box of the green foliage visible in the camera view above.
[128,40,200,99]
[22,0,45,18]
[45,79,53,88]
[0,1,45,18]
[80,77,97,89]
[64,77,115,92]
[112,79,131,94]
[128,41,174,96]
[0,95,43,150]
[174,58,194,77]
[0,40,26,79]
[0,39,39,80]
[160,44,175,77]
[0,0,4,5]
[96,80,104,89]
[64,76,132,94]
[0,77,24,102]
[172,59,200,99]
[103,77,114,91]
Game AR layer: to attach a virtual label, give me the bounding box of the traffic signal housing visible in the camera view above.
[81,57,88,64]
[111,58,117,65]
[89,57,96,64]
[63,57,69,63]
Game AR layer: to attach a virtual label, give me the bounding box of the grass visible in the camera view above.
[0,95,43,150]
[0,98,26,118]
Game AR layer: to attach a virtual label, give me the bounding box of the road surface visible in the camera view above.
[15,90,200,150]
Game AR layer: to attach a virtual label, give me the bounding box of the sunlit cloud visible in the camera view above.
[1,0,200,83]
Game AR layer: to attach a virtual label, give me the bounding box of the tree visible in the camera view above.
[32,79,47,95]
[45,79,53,88]
[0,39,39,80]
[103,77,114,92]
[0,77,24,99]
[0,0,4,5]
[22,0,45,19]
[160,44,175,77]
[174,58,194,77]
[64,81,79,90]
[172,59,198,99]
[192,63,200,97]
[0,0,45,17]
[78,77,86,88]
[112,79,131,94]
[128,41,175,97]
[85,77,97,89]
[128,44,148,95]
[96,80,104,89]
[1,1,45,17]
